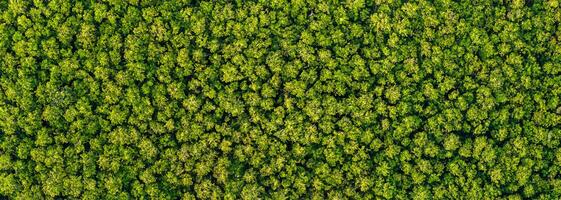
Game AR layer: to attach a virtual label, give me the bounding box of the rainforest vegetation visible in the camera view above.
[1,0,561,199]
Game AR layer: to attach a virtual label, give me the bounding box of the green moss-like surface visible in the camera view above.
[1,0,561,199]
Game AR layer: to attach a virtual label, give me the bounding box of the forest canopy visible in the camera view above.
[1,0,561,199]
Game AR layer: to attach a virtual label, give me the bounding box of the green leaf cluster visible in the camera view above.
[1,0,561,199]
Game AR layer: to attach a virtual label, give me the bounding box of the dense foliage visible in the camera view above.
[1,0,561,199]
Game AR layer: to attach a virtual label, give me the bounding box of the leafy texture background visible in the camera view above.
[1,0,561,199]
